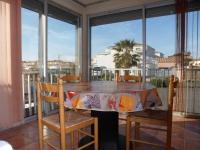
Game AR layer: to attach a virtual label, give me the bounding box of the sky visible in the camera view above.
[22,8,200,61]
[22,8,75,62]
[91,15,177,57]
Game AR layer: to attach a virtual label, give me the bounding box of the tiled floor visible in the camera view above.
[0,116,199,150]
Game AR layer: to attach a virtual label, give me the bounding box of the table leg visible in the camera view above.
[91,111,118,150]
[79,110,126,150]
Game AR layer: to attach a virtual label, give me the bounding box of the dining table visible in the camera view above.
[64,81,162,150]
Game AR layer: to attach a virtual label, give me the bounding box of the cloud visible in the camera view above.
[48,28,75,41]
[22,23,76,42]
[22,24,38,32]
[22,24,39,45]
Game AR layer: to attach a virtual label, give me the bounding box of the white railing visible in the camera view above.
[22,69,74,118]
[22,71,39,117]
[91,68,142,81]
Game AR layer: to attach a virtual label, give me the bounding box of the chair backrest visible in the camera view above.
[167,75,178,116]
[124,75,142,82]
[60,75,81,82]
[37,78,65,126]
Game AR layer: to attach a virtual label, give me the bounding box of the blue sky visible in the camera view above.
[48,17,75,62]
[91,15,176,57]
[22,8,39,61]
[22,8,200,61]
[22,8,75,61]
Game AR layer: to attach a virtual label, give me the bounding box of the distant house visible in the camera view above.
[92,48,116,68]
[155,51,164,57]
[156,52,192,69]
[22,60,76,74]
[156,56,177,69]
[189,60,200,67]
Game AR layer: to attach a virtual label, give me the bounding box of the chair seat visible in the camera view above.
[43,111,94,132]
[129,109,168,121]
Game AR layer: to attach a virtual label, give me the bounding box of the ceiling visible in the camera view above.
[72,0,110,7]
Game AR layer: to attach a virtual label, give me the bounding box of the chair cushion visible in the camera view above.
[129,109,168,120]
[42,110,94,129]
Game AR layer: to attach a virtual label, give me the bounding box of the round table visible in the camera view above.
[64,81,161,150]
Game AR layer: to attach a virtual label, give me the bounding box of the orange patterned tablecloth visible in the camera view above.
[64,81,162,112]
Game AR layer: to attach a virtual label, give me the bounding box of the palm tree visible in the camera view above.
[112,39,140,75]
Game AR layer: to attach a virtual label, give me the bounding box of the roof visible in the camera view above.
[156,56,177,63]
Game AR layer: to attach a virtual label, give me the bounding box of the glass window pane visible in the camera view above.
[47,16,77,81]
[91,19,142,81]
[146,14,176,108]
[21,8,39,117]
[22,8,39,61]
[185,10,200,114]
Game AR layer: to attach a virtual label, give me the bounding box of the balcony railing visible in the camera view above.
[22,69,74,118]
[91,68,142,81]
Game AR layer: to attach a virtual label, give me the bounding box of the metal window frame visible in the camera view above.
[88,0,179,82]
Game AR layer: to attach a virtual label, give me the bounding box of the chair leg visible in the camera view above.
[94,118,98,150]
[166,124,172,150]
[60,131,66,150]
[71,132,75,150]
[38,121,43,150]
[126,117,131,150]
[134,122,140,150]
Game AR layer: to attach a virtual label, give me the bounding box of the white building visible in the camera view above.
[92,48,116,68]
[155,51,164,57]
[92,43,157,72]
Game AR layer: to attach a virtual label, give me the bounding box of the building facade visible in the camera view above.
[92,43,157,74]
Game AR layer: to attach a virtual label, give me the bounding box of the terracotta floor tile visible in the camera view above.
[0,116,199,150]
[5,134,33,149]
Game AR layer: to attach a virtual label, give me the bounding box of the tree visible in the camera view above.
[113,39,140,74]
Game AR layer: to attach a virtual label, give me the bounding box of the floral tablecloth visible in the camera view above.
[64,85,162,112]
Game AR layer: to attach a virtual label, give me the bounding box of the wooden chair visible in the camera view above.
[60,74,91,116]
[123,75,142,82]
[126,75,178,150]
[37,78,98,150]
[60,75,81,82]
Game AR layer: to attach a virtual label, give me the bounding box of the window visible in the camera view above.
[146,10,176,81]
[48,17,76,77]
[21,8,39,117]
[47,4,79,82]
[90,9,142,81]
[185,10,200,114]
[146,5,177,108]
[22,8,39,62]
